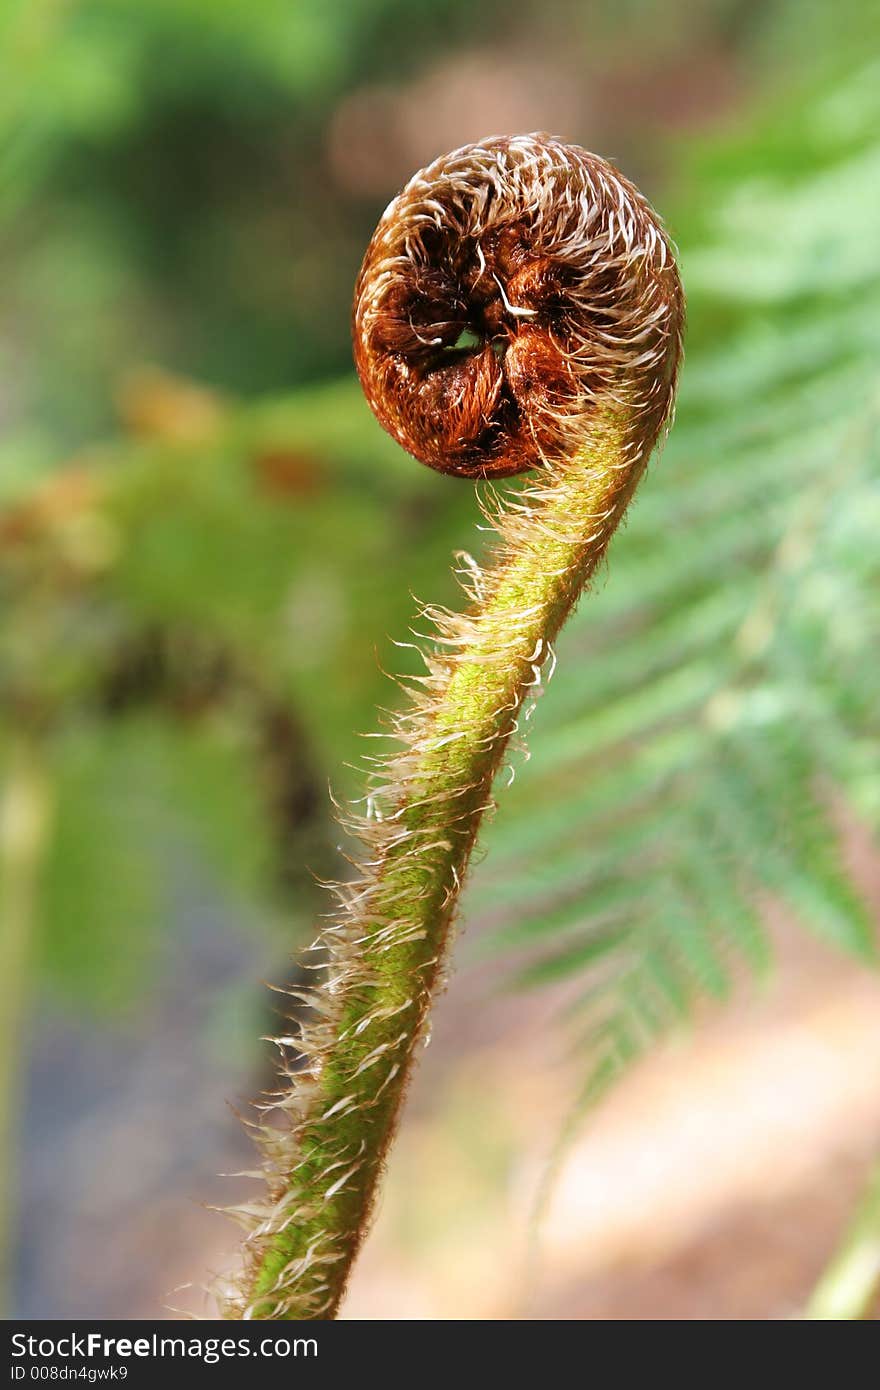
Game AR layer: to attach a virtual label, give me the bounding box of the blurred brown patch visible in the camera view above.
[0,467,100,546]
[251,448,324,500]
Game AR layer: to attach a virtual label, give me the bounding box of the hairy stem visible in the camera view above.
[237,404,647,1317]
[230,133,682,1319]
[0,737,52,1312]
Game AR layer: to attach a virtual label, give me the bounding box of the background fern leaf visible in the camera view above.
[464,60,880,1110]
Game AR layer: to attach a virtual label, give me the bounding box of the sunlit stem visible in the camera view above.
[0,737,53,1314]
[805,1164,880,1320]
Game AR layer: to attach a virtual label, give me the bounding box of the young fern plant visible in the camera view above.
[226,135,684,1320]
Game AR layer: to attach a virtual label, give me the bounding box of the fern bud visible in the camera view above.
[229,135,683,1321]
[353,134,683,477]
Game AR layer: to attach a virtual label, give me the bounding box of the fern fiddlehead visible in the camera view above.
[229,134,684,1319]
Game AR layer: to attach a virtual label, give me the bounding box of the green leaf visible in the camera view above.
[463,58,880,1120]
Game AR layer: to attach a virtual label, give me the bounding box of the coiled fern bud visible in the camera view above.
[226,133,683,1320]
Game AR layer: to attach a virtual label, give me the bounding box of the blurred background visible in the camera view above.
[1,0,879,1319]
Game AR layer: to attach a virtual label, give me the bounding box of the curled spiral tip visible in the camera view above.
[353,132,684,479]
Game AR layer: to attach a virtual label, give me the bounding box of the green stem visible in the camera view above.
[236,405,648,1318]
[0,737,52,1313]
[805,1164,880,1319]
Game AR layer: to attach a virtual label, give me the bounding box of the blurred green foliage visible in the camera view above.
[0,379,483,1005]
[0,0,516,451]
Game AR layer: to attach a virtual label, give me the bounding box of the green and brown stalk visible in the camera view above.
[227,134,684,1319]
[806,1164,880,1319]
[0,738,52,1311]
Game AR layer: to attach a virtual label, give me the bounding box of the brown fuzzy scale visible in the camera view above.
[226,135,683,1321]
[354,134,683,477]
